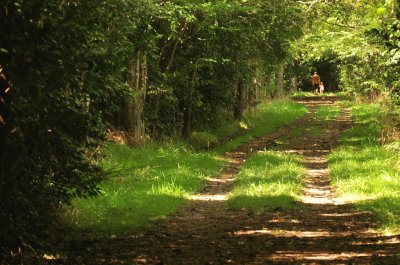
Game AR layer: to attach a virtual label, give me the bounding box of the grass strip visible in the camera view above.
[228,150,306,212]
[328,103,400,234]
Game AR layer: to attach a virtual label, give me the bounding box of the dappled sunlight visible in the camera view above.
[190,194,228,201]
[227,150,306,211]
[307,168,328,176]
[53,97,400,265]
[234,228,373,238]
[42,254,60,261]
[74,196,400,265]
[228,199,400,263]
[263,251,379,262]
[302,196,334,205]
[284,149,331,156]
[205,176,236,184]
[318,212,370,218]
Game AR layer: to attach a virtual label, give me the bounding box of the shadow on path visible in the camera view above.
[53,96,400,265]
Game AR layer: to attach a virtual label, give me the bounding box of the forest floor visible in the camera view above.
[57,97,400,265]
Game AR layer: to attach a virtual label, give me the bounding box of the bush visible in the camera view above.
[189,131,219,150]
[0,0,135,261]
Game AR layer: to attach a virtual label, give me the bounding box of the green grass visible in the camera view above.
[275,126,325,146]
[291,91,316,97]
[291,91,349,98]
[214,100,308,153]
[315,105,341,120]
[64,142,223,234]
[328,103,400,234]
[228,151,306,212]
[63,99,308,235]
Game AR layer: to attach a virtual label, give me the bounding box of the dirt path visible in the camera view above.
[62,97,400,265]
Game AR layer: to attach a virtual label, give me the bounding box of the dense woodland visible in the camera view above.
[1,0,400,262]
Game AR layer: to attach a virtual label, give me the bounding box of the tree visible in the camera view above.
[143,0,304,138]
[0,0,139,261]
[0,0,306,260]
[293,0,399,97]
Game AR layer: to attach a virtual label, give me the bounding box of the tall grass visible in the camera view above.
[328,103,400,234]
[64,143,223,234]
[228,151,306,212]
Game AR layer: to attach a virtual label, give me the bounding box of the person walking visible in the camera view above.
[311,72,321,93]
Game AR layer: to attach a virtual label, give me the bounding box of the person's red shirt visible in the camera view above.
[311,74,320,84]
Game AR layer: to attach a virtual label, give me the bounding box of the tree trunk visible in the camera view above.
[249,63,259,109]
[265,75,271,99]
[182,67,196,139]
[126,50,147,145]
[275,63,284,98]
[0,65,9,176]
[250,76,257,109]
[152,23,187,138]
[181,104,191,140]
[234,79,245,120]
[291,76,298,93]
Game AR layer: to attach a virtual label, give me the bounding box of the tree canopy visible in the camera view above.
[292,0,400,97]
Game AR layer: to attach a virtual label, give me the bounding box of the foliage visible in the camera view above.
[141,0,304,138]
[0,0,145,261]
[292,0,400,98]
[188,131,220,150]
[0,0,306,260]
[3,0,376,261]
